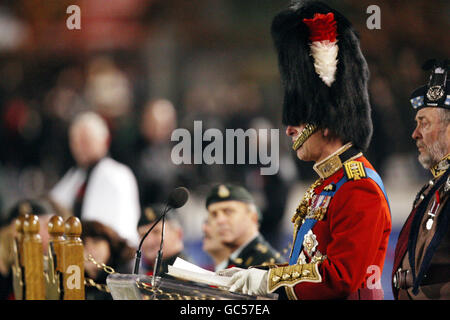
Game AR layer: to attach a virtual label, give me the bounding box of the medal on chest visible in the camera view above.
[425,191,440,230]
[289,181,332,265]
[296,229,327,265]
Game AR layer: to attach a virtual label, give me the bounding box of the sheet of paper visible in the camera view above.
[167,257,235,288]
[172,257,215,275]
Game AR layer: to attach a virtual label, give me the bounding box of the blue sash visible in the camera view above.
[289,167,390,265]
[289,218,317,265]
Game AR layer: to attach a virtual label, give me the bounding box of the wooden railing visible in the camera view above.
[12,214,85,300]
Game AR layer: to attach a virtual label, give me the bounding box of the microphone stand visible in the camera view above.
[151,213,165,286]
[133,204,170,275]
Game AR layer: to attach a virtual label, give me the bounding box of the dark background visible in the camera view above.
[0,0,448,300]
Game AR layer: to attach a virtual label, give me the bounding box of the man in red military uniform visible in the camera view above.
[228,1,391,300]
[392,60,450,299]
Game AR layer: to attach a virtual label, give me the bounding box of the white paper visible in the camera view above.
[172,257,215,275]
[167,257,235,288]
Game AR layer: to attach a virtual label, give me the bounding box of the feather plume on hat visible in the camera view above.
[271,0,373,151]
[303,12,338,86]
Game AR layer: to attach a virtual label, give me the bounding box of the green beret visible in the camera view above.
[205,184,255,208]
[205,184,262,223]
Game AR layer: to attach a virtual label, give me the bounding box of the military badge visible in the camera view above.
[302,230,318,257]
[425,196,440,230]
[431,155,450,178]
[427,85,444,101]
[145,207,156,221]
[296,230,327,265]
[426,218,434,230]
[308,194,331,220]
[434,159,449,175]
[217,185,230,198]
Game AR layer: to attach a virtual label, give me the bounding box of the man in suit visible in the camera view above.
[392,59,450,300]
[205,184,283,271]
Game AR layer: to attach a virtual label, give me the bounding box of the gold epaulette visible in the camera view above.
[343,160,366,181]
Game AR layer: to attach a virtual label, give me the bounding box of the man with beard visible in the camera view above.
[227,1,391,300]
[392,59,450,300]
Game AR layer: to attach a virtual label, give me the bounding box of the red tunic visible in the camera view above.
[268,156,391,299]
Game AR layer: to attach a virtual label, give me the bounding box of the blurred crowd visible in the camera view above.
[0,0,448,300]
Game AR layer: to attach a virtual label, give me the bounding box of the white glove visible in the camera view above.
[216,267,245,277]
[228,268,269,296]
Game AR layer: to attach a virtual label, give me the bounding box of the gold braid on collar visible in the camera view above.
[313,143,362,179]
[430,153,450,178]
[290,143,363,226]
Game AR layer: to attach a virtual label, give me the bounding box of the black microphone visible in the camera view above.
[151,187,189,285]
[133,187,189,276]
[167,186,189,209]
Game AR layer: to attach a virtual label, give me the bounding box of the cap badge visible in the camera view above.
[218,185,230,198]
[427,85,444,102]
[145,207,156,221]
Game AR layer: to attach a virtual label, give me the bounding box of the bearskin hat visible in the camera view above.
[271,0,373,151]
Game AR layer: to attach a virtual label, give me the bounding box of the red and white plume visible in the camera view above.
[303,12,338,87]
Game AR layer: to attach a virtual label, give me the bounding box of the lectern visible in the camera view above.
[106,274,278,300]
